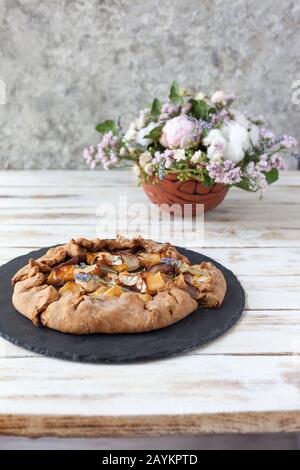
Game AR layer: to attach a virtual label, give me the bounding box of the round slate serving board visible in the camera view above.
[0,246,245,364]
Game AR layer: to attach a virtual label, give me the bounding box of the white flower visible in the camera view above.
[132,164,140,176]
[173,149,186,162]
[195,91,205,101]
[180,87,190,96]
[128,120,137,131]
[191,150,202,163]
[135,122,157,147]
[124,128,137,142]
[135,113,147,130]
[144,163,153,175]
[127,145,136,156]
[139,151,152,167]
[211,90,226,105]
[210,152,224,162]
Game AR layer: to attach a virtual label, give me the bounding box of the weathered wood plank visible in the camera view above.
[0,204,298,226]
[0,310,299,358]
[0,224,299,248]
[0,411,299,437]
[0,355,299,417]
[1,185,300,207]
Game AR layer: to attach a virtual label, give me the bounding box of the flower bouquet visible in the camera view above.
[84,81,298,212]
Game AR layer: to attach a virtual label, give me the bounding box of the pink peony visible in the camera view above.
[160,115,201,149]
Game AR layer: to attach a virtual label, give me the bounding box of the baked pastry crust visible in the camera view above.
[12,236,227,334]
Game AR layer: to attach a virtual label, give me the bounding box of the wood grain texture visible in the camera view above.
[0,411,300,437]
[0,170,299,436]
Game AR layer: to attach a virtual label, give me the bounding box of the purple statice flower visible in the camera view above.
[199,119,213,131]
[75,273,99,285]
[270,154,286,170]
[259,128,275,140]
[83,145,98,169]
[181,103,192,114]
[280,135,298,149]
[152,151,165,165]
[206,160,243,185]
[152,150,175,169]
[211,109,230,126]
[256,154,272,172]
[96,131,121,170]
[265,136,284,149]
[245,162,268,190]
[161,258,182,267]
[159,103,180,121]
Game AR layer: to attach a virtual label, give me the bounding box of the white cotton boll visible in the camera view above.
[222,122,250,150]
[203,129,224,147]
[223,141,245,163]
[232,109,260,147]
[220,122,250,163]
[223,143,243,163]
[135,122,157,147]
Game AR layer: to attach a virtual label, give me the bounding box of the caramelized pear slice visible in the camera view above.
[144,272,167,294]
[90,286,108,298]
[59,281,84,295]
[138,252,161,268]
[103,285,123,297]
[48,265,75,286]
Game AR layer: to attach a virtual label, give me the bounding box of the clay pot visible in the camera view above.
[143,173,228,213]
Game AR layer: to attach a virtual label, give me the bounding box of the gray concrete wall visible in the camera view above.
[0,0,299,169]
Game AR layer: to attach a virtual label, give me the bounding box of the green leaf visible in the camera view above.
[236,177,254,191]
[208,106,217,115]
[265,168,279,185]
[150,98,162,118]
[189,99,209,120]
[169,80,184,105]
[144,124,164,142]
[95,119,118,135]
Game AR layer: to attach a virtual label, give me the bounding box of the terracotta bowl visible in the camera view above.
[143,174,228,213]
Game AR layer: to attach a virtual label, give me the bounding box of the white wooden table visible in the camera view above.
[0,170,299,438]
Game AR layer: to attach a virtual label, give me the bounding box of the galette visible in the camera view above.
[12,236,227,334]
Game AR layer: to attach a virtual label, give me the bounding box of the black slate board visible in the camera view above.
[0,246,245,364]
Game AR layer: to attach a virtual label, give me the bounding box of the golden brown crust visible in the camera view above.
[197,262,227,308]
[11,236,226,334]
